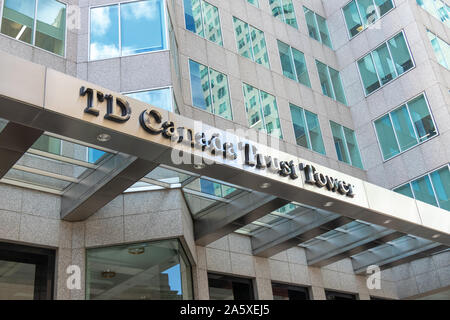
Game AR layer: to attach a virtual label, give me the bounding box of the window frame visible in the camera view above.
[372,92,439,162]
[182,0,223,47]
[242,82,283,139]
[88,0,170,61]
[0,0,68,57]
[289,103,326,155]
[356,30,416,97]
[232,16,271,69]
[187,58,233,120]
[330,121,364,169]
[277,40,311,88]
[122,85,178,114]
[303,6,333,49]
[341,0,396,40]
[316,59,348,105]
[270,0,299,29]
[427,29,450,69]
[393,163,450,211]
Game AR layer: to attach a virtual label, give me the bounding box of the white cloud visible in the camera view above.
[90,6,114,37]
[120,1,159,21]
[90,42,119,60]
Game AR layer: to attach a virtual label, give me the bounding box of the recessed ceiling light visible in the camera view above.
[128,247,145,255]
[432,234,440,239]
[384,219,392,224]
[101,270,116,279]
[324,201,334,207]
[260,182,271,189]
[97,133,111,142]
[193,163,205,170]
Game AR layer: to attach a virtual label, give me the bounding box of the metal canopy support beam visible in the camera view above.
[306,224,404,267]
[251,208,353,258]
[194,192,289,246]
[0,122,43,178]
[352,238,448,274]
[61,154,158,221]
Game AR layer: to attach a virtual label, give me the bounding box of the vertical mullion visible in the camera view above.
[427,172,442,209]
[326,65,336,100]
[370,52,383,87]
[405,102,420,144]
[280,0,286,23]
[257,89,267,132]
[354,0,365,28]
[371,0,380,19]
[302,109,313,150]
[340,125,352,166]
[199,0,205,38]
[289,45,298,82]
[388,112,403,153]
[313,12,322,44]
[207,66,215,115]
[118,3,122,57]
[385,39,399,77]
[247,24,255,62]
[33,0,38,45]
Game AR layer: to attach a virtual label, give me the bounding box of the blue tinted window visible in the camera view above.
[89,0,166,60]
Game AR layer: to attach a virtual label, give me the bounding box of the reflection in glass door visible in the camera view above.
[0,242,55,300]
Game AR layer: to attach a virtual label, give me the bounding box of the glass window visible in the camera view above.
[427,30,450,69]
[416,0,450,27]
[277,40,311,87]
[343,1,363,38]
[373,94,437,161]
[183,0,222,46]
[390,105,418,151]
[269,0,298,28]
[395,166,450,211]
[412,174,438,207]
[394,183,414,198]
[189,60,232,119]
[183,0,203,36]
[372,43,396,85]
[247,0,259,7]
[290,104,325,154]
[357,32,414,95]
[388,32,414,76]
[233,17,269,68]
[86,240,193,300]
[0,242,55,300]
[120,0,166,56]
[316,14,332,48]
[251,26,270,68]
[326,290,357,300]
[208,273,254,300]
[374,115,400,160]
[329,66,347,105]
[430,166,450,210]
[316,60,347,105]
[342,0,394,38]
[90,0,166,60]
[303,7,332,48]
[243,83,283,139]
[90,5,120,60]
[317,60,334,99]
[125,88,176,113]
[1,0,66,56]
[343,126,363,169]
[358,54,380,95]
[272,283,310,300]
[35,0,65,56]
[304,7,319,41]
[330,121,363,168]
